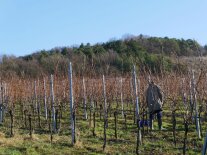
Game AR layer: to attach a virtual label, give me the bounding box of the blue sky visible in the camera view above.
[0,0,206,56]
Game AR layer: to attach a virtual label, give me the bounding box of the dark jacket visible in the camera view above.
[146,82,163,114]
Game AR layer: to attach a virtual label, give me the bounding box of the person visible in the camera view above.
[146,79,163,130]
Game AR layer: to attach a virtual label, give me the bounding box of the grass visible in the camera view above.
[0,102,206,155]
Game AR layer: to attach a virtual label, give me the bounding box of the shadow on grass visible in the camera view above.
[5,146,27,154]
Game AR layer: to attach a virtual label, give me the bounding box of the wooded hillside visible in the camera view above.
[1,35,206,78]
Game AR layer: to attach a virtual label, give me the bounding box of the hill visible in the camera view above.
[1,35,207,78]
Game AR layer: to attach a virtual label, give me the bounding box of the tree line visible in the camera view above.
[1,35,206,78]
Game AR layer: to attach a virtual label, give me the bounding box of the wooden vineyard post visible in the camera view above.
[100,104,102,120]
[37,80,41,128]
[55,109,58,131]
[33,81,38,129]
[24,110,27,128]
[198,106,203,137]
[0,83,3,124]
[89,79,94,127]
[31,104,36,131]
[132,65,142,154]
[102,75,107,151]
[189,81,194,117]
[20,100,24,120]
[192,70,201,139]
[68,62,75,145]
[124,113,127,130]
[83,77,88,120]
[93,110,96,136]
[9,110,14,137]
[183,118,188,155]
[43,78,48,120]
[206,73,207,121]
[142,109,145,136]
[130,77,136,124]
[181,78,187,107]
[172,110,176,147]
[89,98,93,127]
[3,83,6,123]
[37,96,41,128]
[48,110,53,143]
[50,75,56,133]
[129,78,134,114]
[1,83,6,122]
[34,81,38,113]
[114,111,118,140]
[202,131,207,155]
[120,78,124,117]
[58,104,62,131]
[115,79,118,109]
[28,114,32,138]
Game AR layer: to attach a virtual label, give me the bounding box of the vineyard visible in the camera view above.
[0,63,207,155]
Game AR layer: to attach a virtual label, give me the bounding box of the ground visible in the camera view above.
[0,102,206,155]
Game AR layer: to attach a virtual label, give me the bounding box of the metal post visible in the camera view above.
[192,70,201,139]
[50,75,56,133]
[132,65,139,118]
[68,62,75,145]
[132,65,142,146]
[83,77,87,120]
[103,75,107,119]
[43,78,48,120]
[102,75,107,151]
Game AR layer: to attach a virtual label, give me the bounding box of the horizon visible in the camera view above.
[0,0,207,57]
[0,34,204,58]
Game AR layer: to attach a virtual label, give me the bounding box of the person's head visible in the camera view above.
[148,76,154,84]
